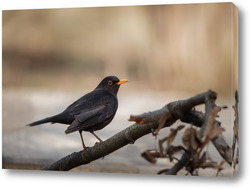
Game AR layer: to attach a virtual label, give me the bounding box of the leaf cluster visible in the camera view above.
[141,104,236,176]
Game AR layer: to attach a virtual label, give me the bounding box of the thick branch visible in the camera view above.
[129,90,216,126]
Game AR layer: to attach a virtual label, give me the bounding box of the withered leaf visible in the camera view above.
[233,105,239,142]
[157,169,169,174]
[182,128,190,148]
[158,138,165,157]
[202,106,225,148]
[199,161,218,169]
[221,105,228,109]
[176,125,185,131]
[203,111,216,137]
[182,127,202,151]
[167,125,185,146]
[154,112,171,135]
[203,106,221,139]
[166,145,185,162]
[141,150,160,164]
[233,156,238,170]
[158,125,185,156]
[233,124,238,142]
[209,127,225,140]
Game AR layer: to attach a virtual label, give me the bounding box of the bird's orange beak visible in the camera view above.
[116,79,128,85]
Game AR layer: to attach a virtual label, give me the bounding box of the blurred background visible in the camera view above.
[2,3,238,175]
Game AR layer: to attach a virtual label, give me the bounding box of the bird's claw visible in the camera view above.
[81,151,85,156]
[81,147,90,156]
[94,141,103,146]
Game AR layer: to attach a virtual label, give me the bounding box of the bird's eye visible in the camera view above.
[108,80,113,85]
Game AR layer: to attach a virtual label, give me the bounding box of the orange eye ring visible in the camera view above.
[108,80,113,85]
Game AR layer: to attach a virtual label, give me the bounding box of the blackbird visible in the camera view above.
[27,76,128,151]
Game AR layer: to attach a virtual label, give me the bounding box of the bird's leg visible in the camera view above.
[79,130,86,151]
[90,131,105,159]
[90,131,103,143]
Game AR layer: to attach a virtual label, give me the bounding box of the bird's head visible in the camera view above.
[96,76,128,95]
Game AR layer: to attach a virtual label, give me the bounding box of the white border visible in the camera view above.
[1,1,249,189]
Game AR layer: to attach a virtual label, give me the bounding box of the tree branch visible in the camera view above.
[44,122,159,171]
[43,90,232,171]
[165,92,232,175]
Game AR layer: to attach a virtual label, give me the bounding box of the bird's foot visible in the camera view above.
[94,141,103,146]
[81,147,90,156]
[81,151,85,156]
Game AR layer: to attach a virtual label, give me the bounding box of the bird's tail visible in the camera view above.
[27,115,62,127]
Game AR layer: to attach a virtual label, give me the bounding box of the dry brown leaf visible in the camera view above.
[233,105,239,142]
[167,125,185,146]
[182,127,202,151]
[182,128,190,149]
[166,145,186,162]
[208,127,225,140]
[199,161,218,169]
[203,106,221,140]
[202,106,225,150]
[154,113,171,135]
[141,150,160,164]
[233,154,238,170]
[167,129,178,146]
[176,125,185,131]
[159,125,185,157]
[216,160,225,176]
[232,90,239,170]
[157,169,170,174]
[221,105,228,109]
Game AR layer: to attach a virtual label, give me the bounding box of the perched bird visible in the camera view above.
[27,76,128,151]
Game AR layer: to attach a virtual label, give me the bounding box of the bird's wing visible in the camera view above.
[65,89,107,116]
[65,104,112,134]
